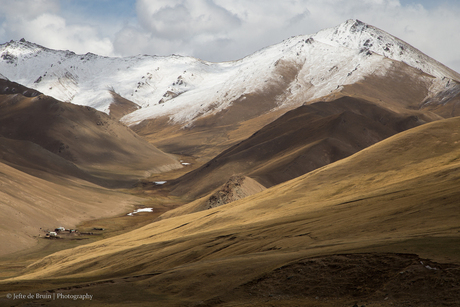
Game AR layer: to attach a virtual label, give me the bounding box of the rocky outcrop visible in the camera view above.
[205,176,267,209]
[157,176,266,221]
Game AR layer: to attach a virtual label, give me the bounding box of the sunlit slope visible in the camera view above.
[0,161,142,256]
[5,116,460,298]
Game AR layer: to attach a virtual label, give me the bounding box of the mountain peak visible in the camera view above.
[312,19,459,80]
[0,39,79,63]
[342,18,368,30]
[0,39,47,61]
[2,38,43,49]
[314,19,401,50]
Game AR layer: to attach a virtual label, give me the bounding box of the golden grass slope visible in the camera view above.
[3,116,459,305]
[0,161,143,256]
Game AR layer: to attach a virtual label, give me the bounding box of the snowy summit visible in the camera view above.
[0,20,459,127]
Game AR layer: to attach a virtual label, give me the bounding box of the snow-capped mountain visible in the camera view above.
[0,20,459,127]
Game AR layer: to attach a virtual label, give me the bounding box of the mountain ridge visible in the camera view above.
[165,96,433,201]
[0,78,182,185]
[1,19,458,129]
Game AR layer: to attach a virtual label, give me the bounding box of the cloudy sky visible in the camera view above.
[0,0,459,72]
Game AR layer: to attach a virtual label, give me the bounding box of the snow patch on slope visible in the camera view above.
[313,19,459,80]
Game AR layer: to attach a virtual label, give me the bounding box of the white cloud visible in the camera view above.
[116,0,242,59]
[25,13,114,55]
[111,0,460,73]
[114,26,186,56]
[0,0,114,56]
[136,0,241,39]
[0,0,458,73]
[0,0,60,18]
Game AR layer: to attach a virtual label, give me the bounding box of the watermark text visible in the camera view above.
[6,292,93,301]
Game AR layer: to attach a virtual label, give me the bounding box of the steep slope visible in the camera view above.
[314,19,459,79]
[0,79,181,182]
[419,79,460,117]
[0,136,100,184]
[1,20,459,160]
[2,116,459,306]
[108,90,140,120]
[167,96,434,200]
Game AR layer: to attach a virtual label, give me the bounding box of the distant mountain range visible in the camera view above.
[1,19,459,128]
[2,19,459,162]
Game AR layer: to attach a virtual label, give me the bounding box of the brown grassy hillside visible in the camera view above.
[0,80,181,182]
[2,116,459,306]
[108,90,140,121]
[0,80,182,256]
[159,175,267,219]
[0,160,143,256]
[167,96,433,200]
[0,136,100,184]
